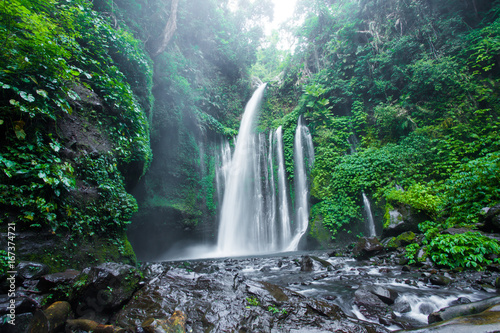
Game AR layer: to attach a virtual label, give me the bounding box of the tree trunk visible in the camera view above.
[150,0,179,58]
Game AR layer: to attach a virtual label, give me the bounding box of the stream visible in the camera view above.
[143,250,496,331]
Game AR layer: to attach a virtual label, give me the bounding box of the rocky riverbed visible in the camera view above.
[2,244,500,332]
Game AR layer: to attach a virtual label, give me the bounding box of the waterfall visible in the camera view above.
[276,126,292,249]
[215,139,232,215]
[287,116,314,251]
[216,85,315,256]
[217,84,267,255]
[362,192,377,237]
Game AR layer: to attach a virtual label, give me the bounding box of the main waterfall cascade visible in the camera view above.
[216,85,315,256]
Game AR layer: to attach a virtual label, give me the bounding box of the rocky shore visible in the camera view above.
[2,242,500,332]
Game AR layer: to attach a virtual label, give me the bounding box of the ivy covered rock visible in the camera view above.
[382,205,427,238]
[73,263,142,314]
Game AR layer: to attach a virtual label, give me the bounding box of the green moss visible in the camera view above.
[383,203,395,228]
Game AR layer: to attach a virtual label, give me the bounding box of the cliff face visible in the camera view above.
[0,0,262,267]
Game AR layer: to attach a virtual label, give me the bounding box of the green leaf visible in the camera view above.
[20,91,35,102]
[36,89,48,98]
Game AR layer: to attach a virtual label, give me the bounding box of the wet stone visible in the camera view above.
[16,262,49,280]
[419,302,435,315]
[393,299,412,313]
[300,255,314,272]
[429,274,452,286]
[450,297,471,306]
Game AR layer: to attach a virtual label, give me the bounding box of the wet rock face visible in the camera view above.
[74,262,141,316]
[353,237,384,259]
[382,205,428,238]
[17,262,50,280]
[116,265,388,333]
[479,204,500,233]
[300,255,314,271]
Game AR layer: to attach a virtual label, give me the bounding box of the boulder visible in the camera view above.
[450,297,471,306]
[429,274,452,286]
[0,295,38,315]
[310,256,333,270]
[353,237,384,259]
[428,295,500,324]
[478,204,500,233]
[354,286,389,320]
[38,269,80,292]
[393,299,411,313]
[300,255,314,272]
[369,285,399,305]
[382,205,428,238]
[16,262,49,280]
[73,262,141,316]
[402,304,500,332]
[28,301,71,333]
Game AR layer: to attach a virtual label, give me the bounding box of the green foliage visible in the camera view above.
[386,183,443,216]
[426,232,500,270]
[0,0,151,239]
[246,297,260,307]
[442,151,500,226]
[267,0,500,270]
[404,243,421,265]
[268,305,287,315]
[0,250,9,275]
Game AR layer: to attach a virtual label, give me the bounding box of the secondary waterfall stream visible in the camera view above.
[217,85,315,256]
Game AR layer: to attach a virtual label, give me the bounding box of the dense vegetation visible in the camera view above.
[1,0,499,271]
[0,0,268,267]
[260,0,500,269]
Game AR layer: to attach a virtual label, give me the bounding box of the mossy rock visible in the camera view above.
[16,231,136,273]
[386,231,416,250]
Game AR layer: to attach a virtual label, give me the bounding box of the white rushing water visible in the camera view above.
[216,85,315,256]
[362,192,377,237]
[276,126,292,249]
[217,84,267,255]
[287,116,314,251]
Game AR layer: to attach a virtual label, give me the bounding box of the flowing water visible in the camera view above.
[163,85,315,259]
[216,85,315,256]
[287,116,314,251]
[362,192,377,237]
[157,251,494,331]
[217,84,268,255]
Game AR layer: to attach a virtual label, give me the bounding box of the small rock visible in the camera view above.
[429,274,451,286]
[393,300,411,313]
[449,297,471,306]
[142,311,187,333]
[16,262,49,280]
[353,237,384,260]
[300,255,314,272]
[402,265,411,272]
